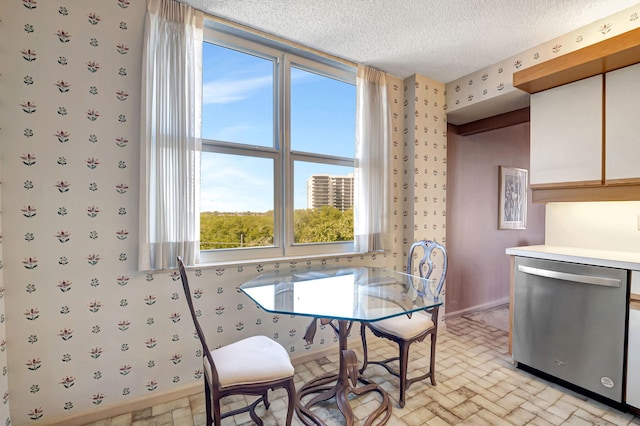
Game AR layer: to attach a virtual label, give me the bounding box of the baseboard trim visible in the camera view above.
[34,340,360,426]
[445,297,509,319]
[37,382,203,426]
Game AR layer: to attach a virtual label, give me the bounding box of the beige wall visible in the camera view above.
[446,122,545,316]
[546,201,640,252]
[402,75,447,251]
[402,74,448,321]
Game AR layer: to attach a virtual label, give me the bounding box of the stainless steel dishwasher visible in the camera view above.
[513,256,628,404]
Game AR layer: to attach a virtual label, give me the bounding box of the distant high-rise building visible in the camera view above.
[306,174,354,211]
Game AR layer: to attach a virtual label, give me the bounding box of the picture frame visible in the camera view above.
[499,166,528,230]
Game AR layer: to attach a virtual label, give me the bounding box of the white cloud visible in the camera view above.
[200,160,273,213]
[202,75,272,104]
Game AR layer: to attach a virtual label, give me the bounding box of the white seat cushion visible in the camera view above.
[206,335,294,388]
[368,311,434,340]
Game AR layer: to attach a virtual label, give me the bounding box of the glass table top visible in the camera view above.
[239,266,442,322]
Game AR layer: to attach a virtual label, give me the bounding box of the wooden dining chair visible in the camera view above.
[177,257,296,425]
[359,240,447,408]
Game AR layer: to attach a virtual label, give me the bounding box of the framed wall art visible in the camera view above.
[499,166,528,230]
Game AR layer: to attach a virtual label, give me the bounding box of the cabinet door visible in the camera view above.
[530,75,602,186]
[605,63,640,183]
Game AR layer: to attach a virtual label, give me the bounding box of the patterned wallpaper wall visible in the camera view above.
[1,0,149,422]
[1,0,636,423]
[0,144,10,425]
[0,1,438,424]
[386,75,407,272]
[445,3,640,122]
[402,75,448,322]
[385,73,448,313]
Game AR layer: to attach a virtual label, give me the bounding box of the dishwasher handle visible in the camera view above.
[517,264,621,288]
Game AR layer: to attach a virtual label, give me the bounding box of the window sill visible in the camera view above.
[192,250,380,271]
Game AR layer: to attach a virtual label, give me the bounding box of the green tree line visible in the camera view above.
[200,206,353,250]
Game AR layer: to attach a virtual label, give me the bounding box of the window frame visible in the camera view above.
[200,22,356,264]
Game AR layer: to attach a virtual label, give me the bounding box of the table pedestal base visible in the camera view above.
[295,349,392,426]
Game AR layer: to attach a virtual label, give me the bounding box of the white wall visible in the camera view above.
[545,201,640,252]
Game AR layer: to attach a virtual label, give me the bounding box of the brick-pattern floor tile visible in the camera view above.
[504,407,536,425]
[84,310,640,426]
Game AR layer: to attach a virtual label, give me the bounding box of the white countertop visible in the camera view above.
[506,245,640,270]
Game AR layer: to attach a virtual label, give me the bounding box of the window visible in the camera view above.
[200,23,356,263]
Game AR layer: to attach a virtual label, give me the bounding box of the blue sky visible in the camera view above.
[200,42,355,212]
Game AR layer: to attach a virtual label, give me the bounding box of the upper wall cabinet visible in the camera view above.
[605,63,640,185]
[530,75,602,187]
[513,28,640,202]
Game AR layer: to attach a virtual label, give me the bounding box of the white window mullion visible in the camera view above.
[274,53,286,255]
[282,54,295,251]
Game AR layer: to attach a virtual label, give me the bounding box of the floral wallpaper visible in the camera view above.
[3,0,631,423]
[445,3,640,123]
[0,142,10,425]
[402,74,448,323]
[1,0,151,422]
[386,75,407,272]
[0,1,426,424]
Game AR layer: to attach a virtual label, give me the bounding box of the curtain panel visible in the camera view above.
[139,0,203,270]
[354,65,392,253]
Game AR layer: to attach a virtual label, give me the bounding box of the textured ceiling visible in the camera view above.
[183,0,639,83]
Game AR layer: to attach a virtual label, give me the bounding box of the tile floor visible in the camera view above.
[83,307,640,425]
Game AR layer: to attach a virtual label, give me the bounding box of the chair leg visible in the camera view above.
[263,390,270,409]
[204,379,214,426]
[398,341,410,408]
[212,399,222,426]
[429,331,437,386]
[284,379,295,426]
[359,323,369,374]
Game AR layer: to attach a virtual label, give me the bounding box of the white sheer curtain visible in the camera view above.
[139,0,203,270]
[354,65,391,253]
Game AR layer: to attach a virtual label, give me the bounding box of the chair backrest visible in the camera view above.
[407,240,448,298]
[177,256,219,383]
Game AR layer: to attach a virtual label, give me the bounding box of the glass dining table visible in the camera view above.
[239,265,442,426]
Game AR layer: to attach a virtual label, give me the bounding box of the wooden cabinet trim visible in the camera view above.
[513,28,640,94]
[455,107,530,136]
[605,178,640,186]
[532,184,640,203]
[530,180,602,190]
